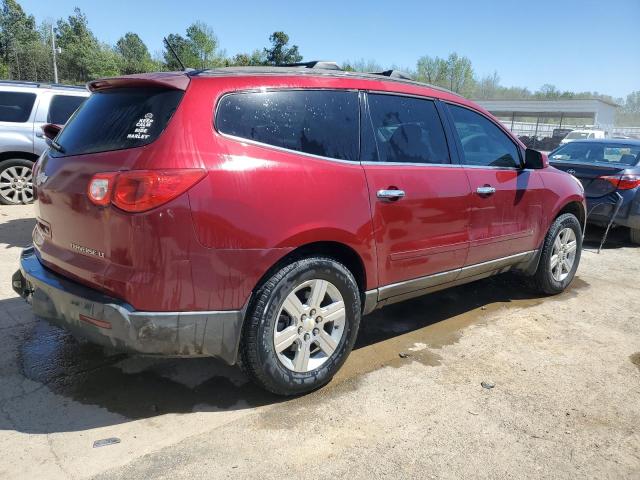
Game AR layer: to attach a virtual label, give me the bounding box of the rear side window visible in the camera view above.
[216,90,359,161]
[53,88,184,157]
[0,91,36,122]
[47,95,86,125]
[449,104,520,168]
[364,93,450,164]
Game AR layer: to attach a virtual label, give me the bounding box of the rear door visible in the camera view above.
[444,103,545,266]
[361,93,471,299]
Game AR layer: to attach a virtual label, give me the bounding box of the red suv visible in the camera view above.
[13,65,585,395]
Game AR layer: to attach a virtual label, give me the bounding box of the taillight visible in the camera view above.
[599,174,640,191]
[88,172,117,206]
[87,169,206,212]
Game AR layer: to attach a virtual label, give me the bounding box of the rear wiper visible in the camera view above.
[46,138,65,154]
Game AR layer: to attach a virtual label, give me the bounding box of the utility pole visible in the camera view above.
[51,25,59,83]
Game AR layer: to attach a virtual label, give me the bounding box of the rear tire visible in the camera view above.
[630,228,640,245]
[532,213,582,295]
[240,257,361,396]
[0,159,35,205]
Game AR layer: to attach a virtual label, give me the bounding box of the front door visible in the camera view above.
[361,93,472,299]
[445,103,545,266]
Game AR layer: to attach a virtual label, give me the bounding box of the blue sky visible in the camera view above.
[19,0,640,98]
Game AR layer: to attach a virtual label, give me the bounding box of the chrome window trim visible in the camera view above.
[217,132,362,166]
[214,88,361,164]
[361,161,462,168]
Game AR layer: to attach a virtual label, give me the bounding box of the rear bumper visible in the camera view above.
[587,190,640,230]
[13,247,244,364]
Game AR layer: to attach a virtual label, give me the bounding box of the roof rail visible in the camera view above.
[0,79,86,90]
[369,70,414,81]
[281,61,342,71]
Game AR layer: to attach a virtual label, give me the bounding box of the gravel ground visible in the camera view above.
[0,204,638,480]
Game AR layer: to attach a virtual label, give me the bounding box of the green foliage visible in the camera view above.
[228,49,266,66]
[415,53,474,96]
[342,59,383,72]
[116,32,153,74]
[264,31,302,66]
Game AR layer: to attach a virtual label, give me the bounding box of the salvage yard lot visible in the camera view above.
[0,204,638,480]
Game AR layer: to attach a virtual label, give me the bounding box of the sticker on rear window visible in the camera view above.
[127,113,154,140]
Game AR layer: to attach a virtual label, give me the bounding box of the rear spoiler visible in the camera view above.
[88,72,190,92]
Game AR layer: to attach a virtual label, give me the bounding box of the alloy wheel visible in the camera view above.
[273,278,346,373]
[0,166,33,204]
[550,227,577,282]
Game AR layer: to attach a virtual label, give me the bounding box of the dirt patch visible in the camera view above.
[630,352,640,371]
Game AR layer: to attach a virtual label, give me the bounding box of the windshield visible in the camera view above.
[550,142,640,165]
[564,132,591,140]
[52,88,183,157]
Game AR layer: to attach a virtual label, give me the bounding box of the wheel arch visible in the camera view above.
[555,200,586,232]
[0,151,39,163]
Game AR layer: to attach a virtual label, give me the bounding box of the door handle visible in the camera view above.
[476,185,496,196]
[377,189,406,200]
[35,131,44,138]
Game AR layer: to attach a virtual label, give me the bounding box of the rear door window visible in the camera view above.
[448,104,521,168]
[0,91,37,122]
[47,95,86,125]
[52,88,184,157]
[216,90,359,161]
[364,93,450,164]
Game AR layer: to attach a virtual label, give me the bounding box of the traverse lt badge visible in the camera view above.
[70,242,105,259]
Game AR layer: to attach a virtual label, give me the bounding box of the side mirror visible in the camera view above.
[524,148,548,169]
[42,123,62,141]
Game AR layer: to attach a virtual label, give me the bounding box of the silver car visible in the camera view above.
[0,81,89,205]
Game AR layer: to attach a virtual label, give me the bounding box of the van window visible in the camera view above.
[52,88,183,157]
[216,90,359,161]
[0,91,36,122]
[364,93,450,164]
[47,95,86,125]
[449,104,520,168]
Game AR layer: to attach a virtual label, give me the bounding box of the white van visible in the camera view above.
[560,129,606,145]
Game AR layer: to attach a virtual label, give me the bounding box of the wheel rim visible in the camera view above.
[550,227,577,282]
[0,165,33,204]
[273,278,346,373]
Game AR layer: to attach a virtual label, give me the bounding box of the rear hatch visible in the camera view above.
[550,161,628,198]
[33,74,189,294]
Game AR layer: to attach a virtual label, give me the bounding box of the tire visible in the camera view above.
[630,228,640,245]
[0,159,35,205]
[240,257,361,396]
[532,213,582,295]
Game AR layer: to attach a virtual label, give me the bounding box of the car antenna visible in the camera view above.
[163,37,186,71]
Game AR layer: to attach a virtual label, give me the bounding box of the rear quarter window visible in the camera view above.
[53,88,184,157]
[47,95,86,125]
[0,91,37,122]
[216,90,359,161]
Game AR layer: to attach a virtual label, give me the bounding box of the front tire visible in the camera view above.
[240,257,361,396]
[533,213,582,295]
[0,159,35,205]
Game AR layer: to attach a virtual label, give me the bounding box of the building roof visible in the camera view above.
[475,98,619,115]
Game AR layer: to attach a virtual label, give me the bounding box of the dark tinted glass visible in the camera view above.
[550,142,640,166]
[47,95,86,124]
[53,88,183,157]
[216,90,359,161]
[365,94,450,164]
[449,104,520,168]
[0,91,36,122]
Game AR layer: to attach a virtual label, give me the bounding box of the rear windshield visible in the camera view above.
[550,142,640,165]
[52,88,183,157]
[47,94,86,125]
[565,132,591,140]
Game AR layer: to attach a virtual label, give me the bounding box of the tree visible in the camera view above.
[474,71,500,99]
[186,21,224,69]
[0,0,43,80]
[264,31,302,65]
[229,49,266,66]
[342,58,383,72]
[415,55,447,85]
[444,52,474,95]
[116,32,153,74]
[163,33,196,70]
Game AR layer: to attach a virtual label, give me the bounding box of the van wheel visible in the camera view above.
[630,228,640,245]
[240,257,361,396]
[533,213,582,295]
[0,159,34,205]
